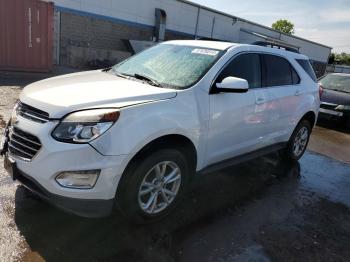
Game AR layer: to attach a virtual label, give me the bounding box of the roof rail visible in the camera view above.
[196,37,226,42]
[253,41,300,53]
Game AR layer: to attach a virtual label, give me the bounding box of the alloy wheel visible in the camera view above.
[138,161,182,214]
[293,126,309,157]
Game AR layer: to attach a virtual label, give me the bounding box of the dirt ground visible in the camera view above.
[0,75,349,262]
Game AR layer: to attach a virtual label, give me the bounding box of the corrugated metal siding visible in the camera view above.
[49,0,331,64]
[0,0,53,72]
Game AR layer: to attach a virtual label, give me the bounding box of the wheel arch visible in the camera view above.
[299,111,317,127]
[120,134,198,184]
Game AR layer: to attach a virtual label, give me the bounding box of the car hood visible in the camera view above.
[20,70,177,118]
[321,88,350,106]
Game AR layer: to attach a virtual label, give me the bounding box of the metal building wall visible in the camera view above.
[42,0,331,70]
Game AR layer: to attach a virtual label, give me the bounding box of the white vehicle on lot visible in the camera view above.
[1,40,320,222]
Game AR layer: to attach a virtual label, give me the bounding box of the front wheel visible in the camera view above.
[285,120,312,161]
[116,148,190,223]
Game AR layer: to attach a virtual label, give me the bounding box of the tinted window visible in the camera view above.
[217,53,261,88]
[296,59,317,82]
[263,54,294,87]
[292,66,300,85]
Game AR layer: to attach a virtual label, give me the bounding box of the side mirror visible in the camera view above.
[215,77,249,93]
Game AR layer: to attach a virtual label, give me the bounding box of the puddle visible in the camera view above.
[0,151,349,261]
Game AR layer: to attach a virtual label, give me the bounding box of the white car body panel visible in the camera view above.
[2,40,320,214]
[20,70,177,118]
[10,116,128,200]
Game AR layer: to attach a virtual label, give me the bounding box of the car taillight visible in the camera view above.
[318,83,324,99]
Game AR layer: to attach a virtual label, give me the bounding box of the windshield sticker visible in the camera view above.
[192,48,219,56]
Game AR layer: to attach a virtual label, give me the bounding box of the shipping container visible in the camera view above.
[0,0,53,72]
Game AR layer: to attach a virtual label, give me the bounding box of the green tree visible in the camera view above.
[328,53,335,64]
[329,52,350,65]
[272,19,295,35]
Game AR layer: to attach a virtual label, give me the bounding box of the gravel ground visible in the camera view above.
[0,85,26,262]
[0,79,350,262]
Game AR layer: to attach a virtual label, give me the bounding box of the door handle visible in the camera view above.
[256,97,265,104]
[295,90,301,96]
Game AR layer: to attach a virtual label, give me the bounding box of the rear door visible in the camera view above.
[261,54,302,144]
[207,53,269,165]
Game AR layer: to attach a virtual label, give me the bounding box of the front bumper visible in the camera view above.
[1,115,131,217]
[4,155,114,217]
[319,108,344,117]
[319,103,349,119]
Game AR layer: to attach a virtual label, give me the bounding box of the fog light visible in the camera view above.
[55,170,100,189]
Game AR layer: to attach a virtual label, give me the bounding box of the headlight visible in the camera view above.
[52,109,120,143]
[335,105,350,111]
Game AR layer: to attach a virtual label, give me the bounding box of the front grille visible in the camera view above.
[320,102,338,110]
[17,102,49,123]
[8,127,42,161]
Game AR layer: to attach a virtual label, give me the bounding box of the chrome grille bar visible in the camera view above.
[7,127,42,161]
[9,136,38,153]
[17,102,49,124]
[8,143,34,158]
[10,131,41,147]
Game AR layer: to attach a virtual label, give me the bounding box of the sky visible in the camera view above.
[192,0,350,53]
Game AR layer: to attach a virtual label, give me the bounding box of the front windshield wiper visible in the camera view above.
[112,70,163,88]
[133,73,163,88]
[113,70,130,79]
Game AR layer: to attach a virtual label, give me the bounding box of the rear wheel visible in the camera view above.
[117,148,190,223]
[343,115,350,129]
[285,120,312,161]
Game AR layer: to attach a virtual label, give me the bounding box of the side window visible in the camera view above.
[291,66,300,85]
[296,59,317,82]
[263,54,294,87]
[217,53,262,89]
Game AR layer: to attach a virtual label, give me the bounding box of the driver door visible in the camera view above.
[206,53,269,165]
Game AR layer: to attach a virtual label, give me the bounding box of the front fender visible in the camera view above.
[90,93,206,169]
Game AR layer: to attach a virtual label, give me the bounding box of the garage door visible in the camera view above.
[0,0,53,72]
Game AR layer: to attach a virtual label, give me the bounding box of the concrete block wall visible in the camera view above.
[58,11,192,68]
[59,12,152,67]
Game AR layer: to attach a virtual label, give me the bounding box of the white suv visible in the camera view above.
[1,40,320,222]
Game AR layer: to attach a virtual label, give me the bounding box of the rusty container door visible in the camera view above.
[0,0,53,72]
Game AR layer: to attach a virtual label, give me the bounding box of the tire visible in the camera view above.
[116,148,190,224]
[285,119,312,161]
[343,115,350,129]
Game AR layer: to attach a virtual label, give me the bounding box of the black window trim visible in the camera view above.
[291,65,301,85]
[210,51,263,94]
[296,58,317,83]
[210,51,301,94]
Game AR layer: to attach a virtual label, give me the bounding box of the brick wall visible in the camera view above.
[59,12,153,68]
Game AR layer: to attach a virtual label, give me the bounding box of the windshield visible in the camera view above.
[319,74,350,93]
[112,44,223,89]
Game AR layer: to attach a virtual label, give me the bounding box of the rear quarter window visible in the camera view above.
[296,59,317,82]
[262,54,299,87]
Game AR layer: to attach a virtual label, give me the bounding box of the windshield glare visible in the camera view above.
[112,44,223,89]
[320,74,350,93]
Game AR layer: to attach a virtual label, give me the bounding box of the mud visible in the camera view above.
[0,76,350,262]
